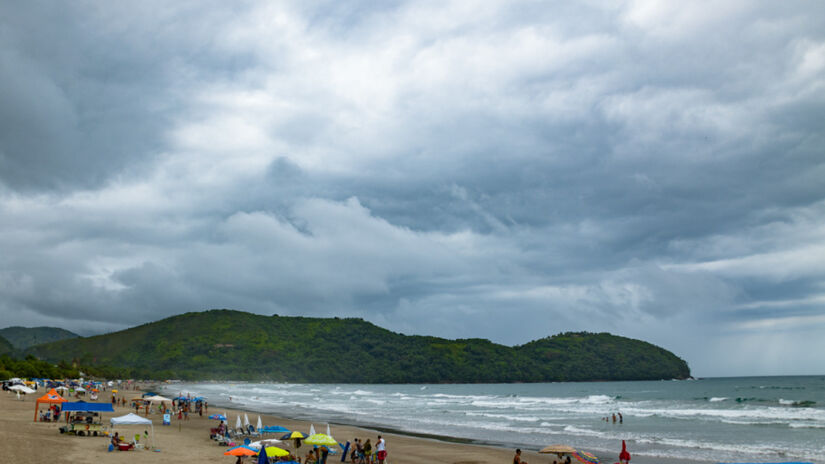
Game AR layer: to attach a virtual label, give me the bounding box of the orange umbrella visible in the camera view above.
[224,445,258,456]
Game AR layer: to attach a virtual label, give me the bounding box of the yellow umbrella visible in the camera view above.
[539,445,577,456]
[304,434,338,447]
[264,446,290,457]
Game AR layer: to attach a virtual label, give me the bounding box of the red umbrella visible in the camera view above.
[619,440,631,463]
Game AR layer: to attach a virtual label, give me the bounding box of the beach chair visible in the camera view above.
[247,425,260,437]
[214,433,230,446]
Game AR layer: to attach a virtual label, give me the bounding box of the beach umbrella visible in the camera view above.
[264,446,290,457]
[619,440,631,463]
[225,445,258,457]
[571,451,600,464]
[256,415,262,431]
[250,439,283,449]
[280,431,307,440]
[309,424,316,436]
[304,433,338,447]
[539,445,577,457]
[256,444,269,464]
[236,415,243,429]
[326,424,331,436]
[244,413,250,427]
[281,431,307,449]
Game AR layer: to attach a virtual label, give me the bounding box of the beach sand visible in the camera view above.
[1,386,701,464]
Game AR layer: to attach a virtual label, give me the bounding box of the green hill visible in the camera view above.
[0,326,79,350]
[27,309,690,382]
[0,335,13,355]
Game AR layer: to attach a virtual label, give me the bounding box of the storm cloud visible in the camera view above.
[1,1,824,376]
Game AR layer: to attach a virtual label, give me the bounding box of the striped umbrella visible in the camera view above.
[571,451,600,464]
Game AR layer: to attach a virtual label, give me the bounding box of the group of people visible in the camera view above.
[602,412,623,424]
[38,404,62,422]
[303,445,329,464]
[514,449,571,464]
[349,435,387,464]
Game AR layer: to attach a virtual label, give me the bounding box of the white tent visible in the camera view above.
[10,385,36,394]
[110,413,155,450]
[145,395,172,403]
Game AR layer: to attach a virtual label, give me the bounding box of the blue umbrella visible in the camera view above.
[257,444,268,464]
[209,414,227,421]
[259,425,291,434]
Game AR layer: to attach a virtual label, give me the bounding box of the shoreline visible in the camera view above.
[156,383,711,464]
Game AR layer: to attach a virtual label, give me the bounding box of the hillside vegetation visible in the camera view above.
[0,335,13,355]
[0,326,79,350]
[28,309,690,382]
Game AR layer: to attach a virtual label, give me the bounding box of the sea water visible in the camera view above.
[167,376,825,463]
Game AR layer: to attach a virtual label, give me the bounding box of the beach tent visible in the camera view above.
[10,385,36,394]
[110,413,155,449]
[62,402,115,413]
[34,388,67,421]
[145,395,172,403]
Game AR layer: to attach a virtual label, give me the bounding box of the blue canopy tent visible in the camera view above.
[61,402,115,412]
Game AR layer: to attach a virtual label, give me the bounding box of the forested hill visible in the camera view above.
[0,326,79,350]
[28,309,690,382]
[0,335,13,354]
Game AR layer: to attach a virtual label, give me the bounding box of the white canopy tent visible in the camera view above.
[110,413,155,450]
[144,395,172,403]
[9,385,36,394]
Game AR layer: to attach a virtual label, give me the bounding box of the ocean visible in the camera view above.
[165,376,825,463]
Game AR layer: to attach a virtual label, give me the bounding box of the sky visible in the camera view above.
[1,1,823,377]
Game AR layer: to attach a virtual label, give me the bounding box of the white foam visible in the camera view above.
[709,397,727,402]
[789,422,825,429]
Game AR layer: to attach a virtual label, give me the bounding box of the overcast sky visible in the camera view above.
[1,1,823,377]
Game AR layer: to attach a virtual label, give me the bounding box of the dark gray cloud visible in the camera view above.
[1,1,824,376]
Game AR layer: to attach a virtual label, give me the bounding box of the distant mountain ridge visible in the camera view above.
[0,326,79,350]
[28,309,690,382]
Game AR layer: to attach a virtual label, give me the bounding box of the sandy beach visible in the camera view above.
[0,386,571,464]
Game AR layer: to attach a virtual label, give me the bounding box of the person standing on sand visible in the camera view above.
[376,435,386,464]
[363,439,372,464]
[355,438,364,464]
[513,449,527,464]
